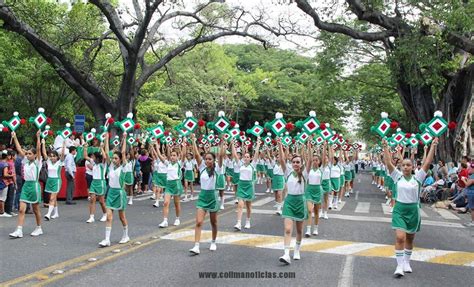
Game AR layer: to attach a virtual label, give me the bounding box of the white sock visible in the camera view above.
[246,218,250,224]
[46,205,54,216]
[122,226,128,238]
[404,249,412,263]
[90,214,95,219]
[155,199,159,205]
[163,218,168,222]
[105,227,111,241]
[194,242,200,248]
[17,226,23,231]
[236,220,241,225]
[284,245,290,256]
[306,226,311,233]
[53,206,58,216]
[395,250,404,266]
[295,241,301,252]
[175,217,180,221]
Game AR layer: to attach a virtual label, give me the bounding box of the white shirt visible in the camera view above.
[265,159,274,169]
[330,164,341,178]
[273,163,284,176]
[184,159,197,171]
[85,159,93,176]
[123,160,134,173]
[22,158,42,181]
[225,158,233,169]
[391,169,427,203]
[322,165,331,180]
[92,162,106,180]
[166,160,182,181]
[237,161,256,181]
[306,168,322,185]
[154,159,168,174]
[286,170,305,195]
[47,160,63,178]
[64,153,76,177]
[199,162,222,190]
[108,164,123,189]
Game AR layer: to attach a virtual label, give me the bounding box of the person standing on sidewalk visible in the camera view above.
[64,146,77,205]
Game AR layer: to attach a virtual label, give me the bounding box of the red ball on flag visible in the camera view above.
[320,123,326,130]
[46,117,53,125]
[3,127,9,132]
[198,119,205,127]
[240,131,245,136]
[108,117,115,125]
[390,121,399,129]
[164,131,170,136]
[230,120,236,128]
[405,133,411,138]
[448,121,457,130]
[48,130,54,136]
[20,118,26,125]
[286,122,294,131]
[134,123,141,129]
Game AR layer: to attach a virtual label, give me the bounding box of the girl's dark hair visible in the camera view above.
[93,152,103,163]
[114,151,123,162]
[204,152,216,178]
[29,147,37,155]
[334,157,339,164]
[49,150,59,157]
[292,155,303,184]
[140,149,146,156]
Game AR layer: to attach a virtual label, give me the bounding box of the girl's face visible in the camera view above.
[312,156,320,168]
[170,152,178,162]
[26,150,36,161]
[112,154,121,166]
[49,153,58,163]
[292,156,302,172]
[205,154,214,168]
[91,154,97,162]
[401,159,413,176]
[243,153,251,164]
[186,154,193,160]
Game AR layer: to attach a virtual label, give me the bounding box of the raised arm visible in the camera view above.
[422,144,428,162]
[155,142,167,162]
[60,140,66,162]
[382,140,396,174]
[101,142,108,164]
[305,141,313,174]
[120,133,128,165]
[230,140,238,161]
[180,142,187,162]
[421,138,438,173]
[35,131,41,161]
[11,132,25,157]
[218,140,225,168]
[277,139,287,173]
[104,132,111,164]
[321,141,328,167]
[190,134,202,167]
[41,138,48,160]
[252,137,261,164]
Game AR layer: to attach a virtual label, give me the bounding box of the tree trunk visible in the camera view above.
[437,63,474,161]
[115,56,139,123]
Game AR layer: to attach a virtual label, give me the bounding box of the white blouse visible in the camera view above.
[306,168,322,185]
[286,170,305,195]
[199,162,222,190]
[391,169,427,203]
[47,160,63,179]
[166,160,182,181]
[108,164,123,189]
[22,158,42,181]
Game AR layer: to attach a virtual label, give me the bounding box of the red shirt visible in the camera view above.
[458,168,469,188]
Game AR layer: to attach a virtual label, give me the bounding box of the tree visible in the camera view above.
[292,0,473,160]
[0,0,275,125]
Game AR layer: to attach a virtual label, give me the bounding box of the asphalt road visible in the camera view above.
[1,170,473,286]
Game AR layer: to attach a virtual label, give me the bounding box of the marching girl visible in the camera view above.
[350,151,358,192]
[99,133,130,247]
[265,149,275,194]
[256,152,266,184]
[304,140,323,237]
[9,131,44,238]
[272,149,285,215]
[231,138,261,231]
[42,138,66,220]
[278,140,308,265]
[382,137,438,277]
[124,146,136,205]
[337,151,345,204]
[189,134,225,254]
[231,148,243,204]
[150,143,167,208]
[224,153,234,192]
[320,142,330,219]
[343,151,352,198]
[328,146,341,210]
[83,142,108,223]
[183,151,197,202]
[158,141,186,228]
[216,143,227,210]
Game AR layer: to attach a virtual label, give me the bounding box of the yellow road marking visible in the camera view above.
[355,246,394,257]
[428,252,474,266]
[3,208,236,286]
[301,240,353,252]
[232,235,282,247]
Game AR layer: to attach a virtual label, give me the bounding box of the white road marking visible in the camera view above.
[337,255,354,287]
[354,202,370,213]
[355,191,359,201]
[320,243,383,255]
[252,197,275,207]
[331,201,346,212]
[434,208,460,220]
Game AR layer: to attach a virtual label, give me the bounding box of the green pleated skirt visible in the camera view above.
[282,194,308,221]
[196,189,219,212]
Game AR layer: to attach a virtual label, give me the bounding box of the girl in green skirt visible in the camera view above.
[382,137,437,277]
[83,143,108,223]
[278,140,307,265]
[183,153,197,202]
[42,138,66,221]
[150,143,167,207]
[272,151,286,215]
[231,138,261,231]
[9,131,43,238]
[304,140,323,237]
[224,155,234,192]
[328,146,342,210]
[256,152,266,184]
[189,134,225,254]
[320,142,331,220]
[158,141,186,228]
[99,133,130,247]
[343,151,352,198]
[231,151,242,204]
[265,150,274,193]
[123,146,135,206]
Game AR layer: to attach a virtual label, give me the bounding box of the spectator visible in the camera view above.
[64,146,77,205]
[138,149,152,194]
[0,151,12,217]
[4,150,16,215]
[462,164,474,227]
[436,160,448,183]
